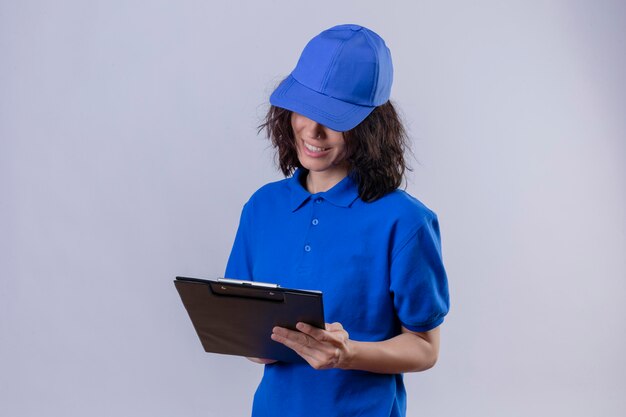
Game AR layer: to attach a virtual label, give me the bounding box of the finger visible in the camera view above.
[325,322,344,332]
[247,357,277,365]
[273,326,311,346]
[271,329,344,370]
[326,323,349,342]
[296,322,334,343]
[272,325,343,366]
[273,337,333,369]
[271,326,337,361]
[271,330,326,363]
[296,322,348,348]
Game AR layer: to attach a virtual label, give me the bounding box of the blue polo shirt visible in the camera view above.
[225,169,449,417]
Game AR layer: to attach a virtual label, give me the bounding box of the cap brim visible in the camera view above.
[269,75,375,132]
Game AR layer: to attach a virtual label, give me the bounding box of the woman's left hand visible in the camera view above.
[271,322,352,370]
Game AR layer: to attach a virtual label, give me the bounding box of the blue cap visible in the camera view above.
[270,24,393,132]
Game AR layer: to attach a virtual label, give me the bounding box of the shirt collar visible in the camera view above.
[288,169,360,212]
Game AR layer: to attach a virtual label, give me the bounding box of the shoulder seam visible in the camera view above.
[390,213,437,262]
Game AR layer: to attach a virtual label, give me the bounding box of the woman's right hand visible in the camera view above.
[246,357,277,365]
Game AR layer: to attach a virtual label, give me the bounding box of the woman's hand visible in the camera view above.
[271,322,353,370]
[272,323,441,374]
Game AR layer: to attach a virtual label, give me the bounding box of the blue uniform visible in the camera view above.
[225,169,450,417]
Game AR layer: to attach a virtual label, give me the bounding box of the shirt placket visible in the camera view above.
[296,196,324,279]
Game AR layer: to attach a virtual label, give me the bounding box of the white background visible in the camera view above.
[1,1,625,416]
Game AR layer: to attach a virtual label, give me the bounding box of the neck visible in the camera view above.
[305,169,348,194]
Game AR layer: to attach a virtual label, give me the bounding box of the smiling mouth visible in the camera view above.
[303,140,330,152]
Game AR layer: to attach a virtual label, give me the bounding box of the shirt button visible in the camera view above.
[311,218,319,226]
[304,245,311,252]
[315,198,323,204]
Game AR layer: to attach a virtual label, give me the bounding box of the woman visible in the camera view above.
[225,24,449,417]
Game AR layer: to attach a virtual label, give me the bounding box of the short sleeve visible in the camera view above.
[224,202,255,280]
[389,215,450,332]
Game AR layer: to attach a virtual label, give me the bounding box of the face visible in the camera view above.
[291,112,349,178]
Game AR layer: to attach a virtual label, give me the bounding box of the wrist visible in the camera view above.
[339,339,359,370]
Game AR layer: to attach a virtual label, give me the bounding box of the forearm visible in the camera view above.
[271,322,441,373]
[342,330,440,374]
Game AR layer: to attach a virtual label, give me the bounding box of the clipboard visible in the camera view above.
[174,276,325,363]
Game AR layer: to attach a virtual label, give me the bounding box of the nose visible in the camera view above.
[293,112,326,139]
[304,120,324,140]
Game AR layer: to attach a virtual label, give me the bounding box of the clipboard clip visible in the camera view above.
[217,278,280,289]
[212,278,284,302]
